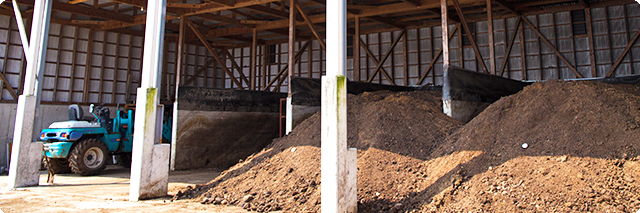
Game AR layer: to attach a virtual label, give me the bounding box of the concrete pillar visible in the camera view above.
[322,0,357,211]
[7,0,53,189]
[129,0,170,201]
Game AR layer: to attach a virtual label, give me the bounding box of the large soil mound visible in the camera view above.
[173,90,462,212]
[421,80,640,212]
[175,80,640,212]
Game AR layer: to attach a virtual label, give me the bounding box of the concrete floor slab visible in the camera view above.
[0,166,252,213]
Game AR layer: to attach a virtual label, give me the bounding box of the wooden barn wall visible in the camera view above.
[2,3,640,103]
[193,3,640,94]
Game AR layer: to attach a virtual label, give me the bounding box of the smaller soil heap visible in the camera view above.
[174,90,462,212]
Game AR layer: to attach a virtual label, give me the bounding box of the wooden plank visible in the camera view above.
[263,40,311,91]
[15,0,135,23]
[112,33,121,103]
[185,19,244,89]
[0,18,18,100]
[295,3,326,50]
[519,18,527,80]
[417,24,459,85]
[606,26,640,77]
[183,58,216,85]
[67,25,80,102]
[366,30,404,84]
[82,31,93,102]
[577,0,589,8]
[452,0,489,73]
[522,16,584,78]
[499,17,521,77]
[493,0,518,15]
[222,49,250,85]
[174,15,186,96]
[487,0,495,74]
[288,0,296,93]
[354,16,360,81]
[97,31,107,103]
[250,29,257,90]
[403,28,408,85]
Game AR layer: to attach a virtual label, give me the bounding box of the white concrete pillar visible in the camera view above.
[7,0,53,189]
[129,0,170,201]
[322,0,357,211]
[285,97,293,134]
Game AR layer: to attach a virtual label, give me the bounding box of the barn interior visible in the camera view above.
[0,0,639,212]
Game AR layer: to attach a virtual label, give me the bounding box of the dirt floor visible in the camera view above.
[0,165,251,213]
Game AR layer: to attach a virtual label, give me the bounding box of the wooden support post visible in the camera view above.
[519,18,527,80]
[487,0,495,75]
[585,9,596,77]
[67,26,79,102]
[452,0,488,73]
[499,17,521,77]
[522,16,584,78]
[175,15,185,97]
[288,0,296,94]
[251,29,257,90]
[606,26,640,77]
[403,29,408,86]
[354,15,360,81]
[82,28,93,102]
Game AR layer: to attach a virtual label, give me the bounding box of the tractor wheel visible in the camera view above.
[69,139,108,176]
[43,158,72,174]
[115,153,132,168]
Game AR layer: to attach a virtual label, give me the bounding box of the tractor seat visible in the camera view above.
[68,104,95,122]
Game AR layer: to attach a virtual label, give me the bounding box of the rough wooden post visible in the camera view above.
[285,0,297,135]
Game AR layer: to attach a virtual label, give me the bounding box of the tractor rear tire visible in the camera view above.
[69,139,108,176]
[43,158,72,174]
[115,153,132,168]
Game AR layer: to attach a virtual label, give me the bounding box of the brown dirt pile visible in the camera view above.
[175,80,640,212]
[173,90,463,212]
[420,80,640,212]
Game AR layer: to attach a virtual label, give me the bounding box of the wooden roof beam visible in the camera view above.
[15,0,135,23]
[197,13,256,28]
[577,0,589,8]
[494,0,519,15]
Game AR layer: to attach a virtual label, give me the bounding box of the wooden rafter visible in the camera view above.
[185,19,245,89]
[263,40,311,91]
[417,24,459,85]
[498,17,521,77]
[521,16,584,78]
[15,0,135,23]
[295,3,325,50]
[365,30,405,85]
[606,26,640,77]
[452,0,489,73]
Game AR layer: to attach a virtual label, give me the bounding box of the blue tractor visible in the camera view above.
[40,104,138,175]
